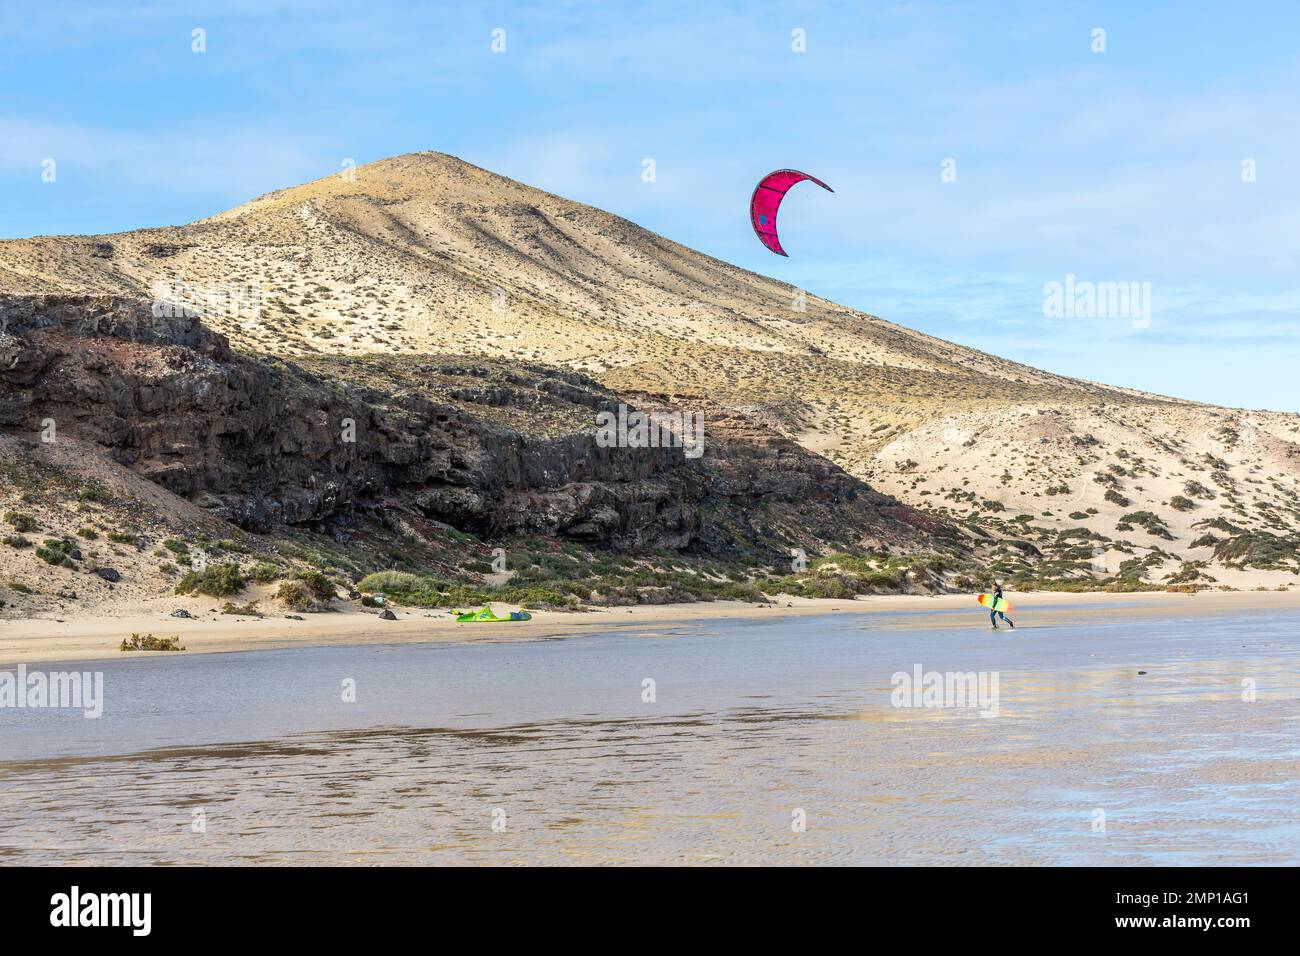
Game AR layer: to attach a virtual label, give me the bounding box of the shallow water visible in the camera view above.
[1,610,1297,865]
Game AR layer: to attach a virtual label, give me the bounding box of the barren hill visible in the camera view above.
[3,151,1299,591]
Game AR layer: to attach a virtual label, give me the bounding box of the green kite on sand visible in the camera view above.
[453,606,533,622]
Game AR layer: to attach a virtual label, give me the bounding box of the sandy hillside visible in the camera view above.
[1,151,1298,588]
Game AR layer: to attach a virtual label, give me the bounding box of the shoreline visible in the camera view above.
[3,589,1300,667]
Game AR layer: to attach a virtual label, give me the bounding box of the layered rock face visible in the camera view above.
[0,295,942,558]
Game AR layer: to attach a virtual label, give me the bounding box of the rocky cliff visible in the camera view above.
[0,294,948,562]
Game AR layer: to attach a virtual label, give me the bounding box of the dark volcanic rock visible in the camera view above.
[92,567,121,582]
[0,294,946,558]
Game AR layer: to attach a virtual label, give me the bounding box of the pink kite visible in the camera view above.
[749,169,833,257]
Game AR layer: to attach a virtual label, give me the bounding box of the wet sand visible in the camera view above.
[2,606,1297,865]
[4,589,1300,666]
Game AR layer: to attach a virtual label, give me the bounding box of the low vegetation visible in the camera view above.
[294,569,337,601]
[174,562,246,597]
[36,538,75,566]
[220,600,261,616]
[275,580,314,610]
[5,512,36,533]
[1212,530,1300,571]
[120,633,186,652]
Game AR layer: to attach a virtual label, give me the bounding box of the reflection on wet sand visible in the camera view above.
[3,692,1297,864]
[2,612,1298,865]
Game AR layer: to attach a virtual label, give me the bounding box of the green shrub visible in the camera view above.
[760,571,859,600]
[505,585,582,609]
[1120,511,1174,540]
[295,569,336,601]
[76,526,99,540]
[220,600,261,616]
[1213,531,1299,570]
[711,581,767,603]
[248,562,281,583]
[3,534,31,549]
[175,562,246,597]
[5,512,36,533]
[1192,516,1236,534]
[1165,561,1215,585]
[359,569,429,595]
[276,581,312,610]
[796,575,859,600]
[120,633,185,652]
[36,539,73,566]
[358,570,489,608]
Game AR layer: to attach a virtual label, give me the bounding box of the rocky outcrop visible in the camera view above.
[0,294,222,357]
[0,295,945,557]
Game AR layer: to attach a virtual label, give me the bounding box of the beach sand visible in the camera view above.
[3,588,1299,666]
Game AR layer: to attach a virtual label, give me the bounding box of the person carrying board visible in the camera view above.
[988,583,1015,630]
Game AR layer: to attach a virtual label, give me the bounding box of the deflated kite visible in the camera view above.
[749,169,833,256]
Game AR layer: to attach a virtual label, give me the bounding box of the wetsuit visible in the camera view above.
[990,586,1015,629]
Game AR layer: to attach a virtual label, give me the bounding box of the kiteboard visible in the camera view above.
[977,593,1013,613]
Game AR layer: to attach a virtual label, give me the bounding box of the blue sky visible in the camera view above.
[3,1,1298,411]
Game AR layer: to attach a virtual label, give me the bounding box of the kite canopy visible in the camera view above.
[749,169,833,256]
